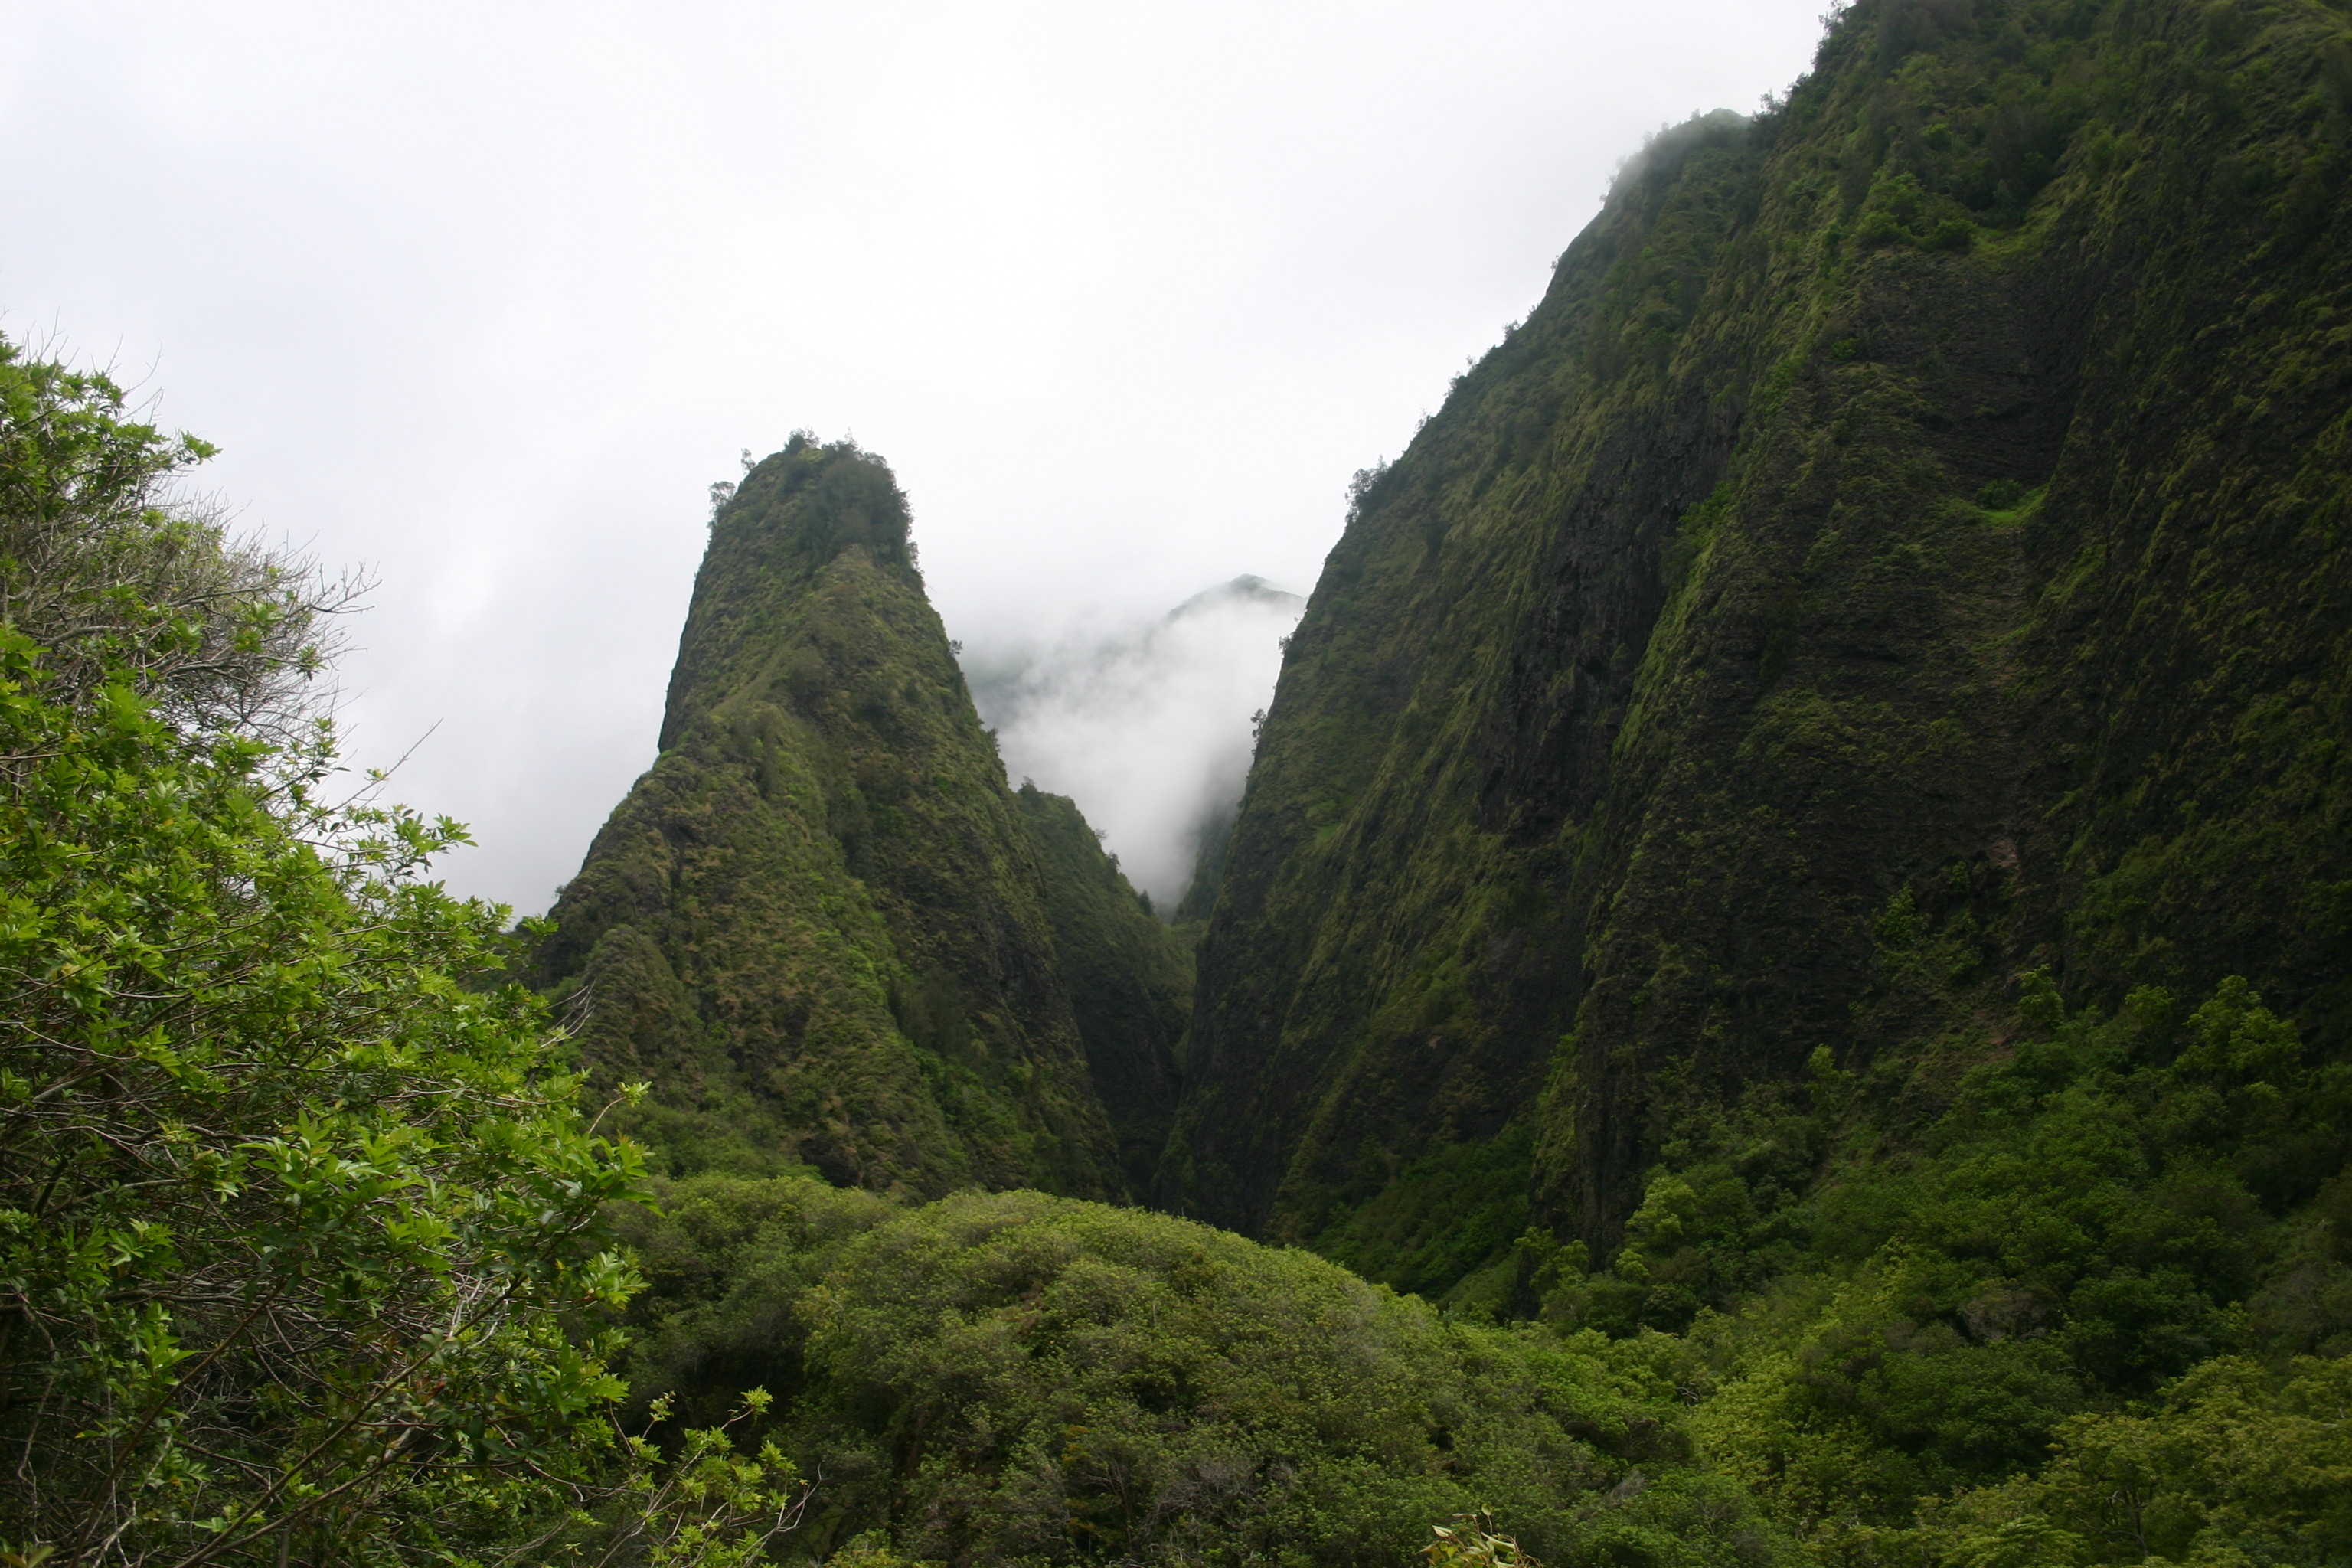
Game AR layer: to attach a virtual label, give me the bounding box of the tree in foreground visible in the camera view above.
[0,338,795,1567]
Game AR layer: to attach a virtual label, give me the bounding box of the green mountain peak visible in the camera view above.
[537,436,1187,1198]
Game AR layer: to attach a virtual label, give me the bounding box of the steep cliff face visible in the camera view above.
[537,438,1163,1198]
[1164,0,2352,1286]
[1014,783,1192,1194]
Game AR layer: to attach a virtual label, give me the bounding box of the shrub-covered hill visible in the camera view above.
[1164,0,2352,1312]
[612,1178,1777,1568]
[534,437,1186,1197]
[615,1170,2352,1566]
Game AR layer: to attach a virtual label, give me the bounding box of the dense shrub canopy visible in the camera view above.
[616,1182,1778,1568]
[0,340,666,1568]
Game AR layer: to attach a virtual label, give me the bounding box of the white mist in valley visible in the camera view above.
[965,577,1305,914]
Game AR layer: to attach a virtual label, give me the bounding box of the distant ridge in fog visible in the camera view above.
[964,576,1304,913]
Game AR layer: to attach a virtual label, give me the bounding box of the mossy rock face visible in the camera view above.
[1169,0,2352,1280]
[539,437,1174,1197]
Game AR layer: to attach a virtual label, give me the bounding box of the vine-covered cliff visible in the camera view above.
[536,438,1184,1197]
[1164,0,2352,1307]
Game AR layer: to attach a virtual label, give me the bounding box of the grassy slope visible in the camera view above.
[1165,0,2352,1307]
[535,438,1129,1198]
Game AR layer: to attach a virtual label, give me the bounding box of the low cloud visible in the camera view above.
[966,577,1304,912]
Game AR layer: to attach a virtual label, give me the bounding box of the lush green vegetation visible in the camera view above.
[0,341,811,1566]
[1148,0,2352,1557]
[17,0,2352,1562]
[1172,0,2352,1329]
[1014,785,1191,1197]
[531,436,1170,1200]
[1623,972,2349,1556]
[583,970,2351,1566]
[611,1178,1777,1568]
[531,438,1200,1204]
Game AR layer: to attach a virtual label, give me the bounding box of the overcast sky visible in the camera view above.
[1,1,1826,913]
